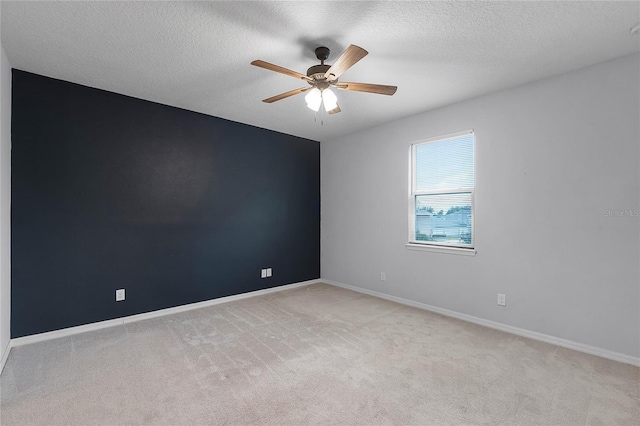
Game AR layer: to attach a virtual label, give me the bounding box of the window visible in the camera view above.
[409,130,475,250]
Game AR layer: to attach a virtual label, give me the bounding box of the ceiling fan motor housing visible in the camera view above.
[307,64,331,81]
[307,46,334,87]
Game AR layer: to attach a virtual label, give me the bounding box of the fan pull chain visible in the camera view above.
[312,107,326,126]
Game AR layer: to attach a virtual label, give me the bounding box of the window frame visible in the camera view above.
[407,129,476,253]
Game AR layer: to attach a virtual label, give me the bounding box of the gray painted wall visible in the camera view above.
[1,46,11,359]
[321,53,640,358]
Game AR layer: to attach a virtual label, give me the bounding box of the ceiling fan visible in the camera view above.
[251,45,397,115]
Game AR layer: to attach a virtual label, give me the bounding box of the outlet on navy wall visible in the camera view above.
[11,70,320,338]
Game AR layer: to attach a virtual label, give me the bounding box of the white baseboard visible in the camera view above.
[5,277,637,373]
[0,340,10,374]
[323,279,640,367]
[8,279,321,350]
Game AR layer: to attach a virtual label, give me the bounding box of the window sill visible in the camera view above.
[405,243,476,256]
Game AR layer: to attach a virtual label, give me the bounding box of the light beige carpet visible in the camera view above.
[0,283,638,425]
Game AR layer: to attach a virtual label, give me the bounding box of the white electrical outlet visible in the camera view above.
[497,293,506,306]
[266,268,272,277]
[380,272,386,281]
[116,289,125,302]
[261,269,267,278]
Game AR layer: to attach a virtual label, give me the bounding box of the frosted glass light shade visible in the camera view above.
[322,88,337,112]
[305,88,322,112]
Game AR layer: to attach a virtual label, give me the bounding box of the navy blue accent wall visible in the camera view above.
[11,70,320,338]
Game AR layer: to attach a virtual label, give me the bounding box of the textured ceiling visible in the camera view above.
[1,1,639,142]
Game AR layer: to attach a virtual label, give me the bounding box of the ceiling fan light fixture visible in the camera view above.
[322,88,338,112]
[305,88,322,111]
[252,44,397,115]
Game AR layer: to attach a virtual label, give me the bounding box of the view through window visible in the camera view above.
[409,131,475,248]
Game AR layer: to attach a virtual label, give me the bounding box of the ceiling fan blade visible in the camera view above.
[335,82,397,96]
[324,45,368,80]
[251,60,312,82]
[262,87,311,103]
[328,104,341,114]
